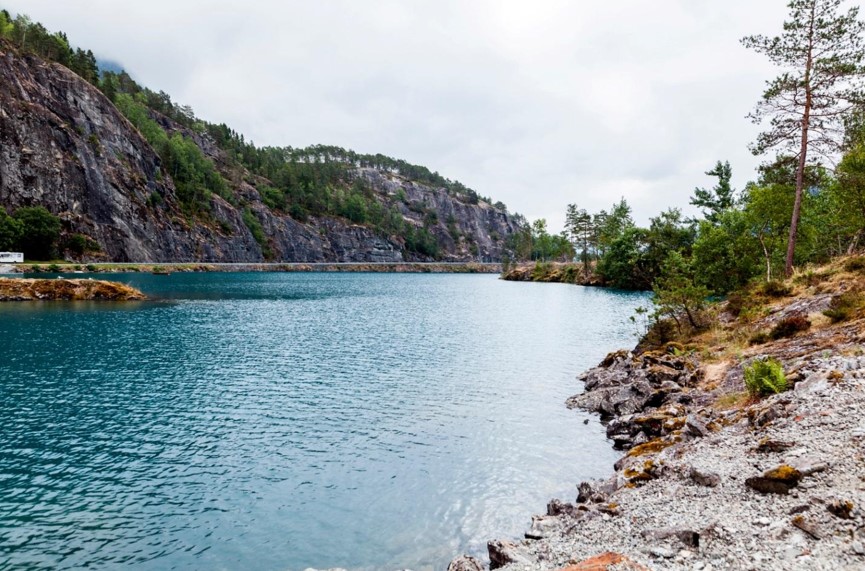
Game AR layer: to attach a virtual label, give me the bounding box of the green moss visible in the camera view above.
[626,438,675,458]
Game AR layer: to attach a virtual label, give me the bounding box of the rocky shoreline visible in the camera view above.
[500,262,604,287]
[1,262,501,275]
[448,269,865,570]
[0,277,146,301]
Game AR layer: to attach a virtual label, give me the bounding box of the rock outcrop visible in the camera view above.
[0,277,145,300]
[0,45,520,263]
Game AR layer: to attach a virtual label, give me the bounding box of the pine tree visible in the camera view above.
[743,0,865,277]
[691,161,736,223]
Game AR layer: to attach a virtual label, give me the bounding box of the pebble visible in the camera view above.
[650,547,675,559]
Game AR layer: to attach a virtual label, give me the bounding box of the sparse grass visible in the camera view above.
[714,391,749,410]
[844,256,865,273]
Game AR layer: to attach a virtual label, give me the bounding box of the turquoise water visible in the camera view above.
[0,273,646,570]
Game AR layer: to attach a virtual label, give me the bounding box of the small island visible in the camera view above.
[0,277,146,301]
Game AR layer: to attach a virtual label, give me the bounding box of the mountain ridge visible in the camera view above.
[0,13,522,262]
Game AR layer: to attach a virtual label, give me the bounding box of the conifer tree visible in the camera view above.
[743,0,865,276]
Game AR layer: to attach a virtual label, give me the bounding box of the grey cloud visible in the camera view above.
[4,0,829,230]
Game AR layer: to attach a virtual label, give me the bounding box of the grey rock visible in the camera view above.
[576,481,607,504]
[690,466,721,487]
[795,374,830,395]
[446,555,484,571]
[547,498,580,517]
[525,515,563,540]
[685,415,710,438]
[488,539,531,569]
[794,460,829,476]
[649,546,676,559]
[643,527,701,548]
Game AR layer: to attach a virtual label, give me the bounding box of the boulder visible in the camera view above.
[746,465,802,495]
[689,466,721,487]
[576,481,608,504]
[447,556,484,571]
[755,438,795,453]
[525,514,564,540]
[488,539,532,569]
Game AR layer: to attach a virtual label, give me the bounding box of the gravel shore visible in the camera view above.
[486,354,865,571]
[448,279,865,571]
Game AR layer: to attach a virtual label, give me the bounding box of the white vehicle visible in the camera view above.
[0,252,24,263]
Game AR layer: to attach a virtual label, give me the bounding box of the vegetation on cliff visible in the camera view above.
[0,8,518,262]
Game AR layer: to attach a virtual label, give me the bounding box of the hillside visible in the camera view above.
[0,13,521,263]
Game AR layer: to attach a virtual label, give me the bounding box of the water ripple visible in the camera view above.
[0,273,646,570]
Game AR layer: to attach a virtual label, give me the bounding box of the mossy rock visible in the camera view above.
[626,437,677,458]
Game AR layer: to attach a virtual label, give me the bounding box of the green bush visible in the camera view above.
[749,331,771,346]
[14,206,62,260]
[744,358,787,396]
[0,209,23,250]
[61,234,101,256]
[824,292,864,323]
[762,280,793,297]
[242,208,272,259]
[769,315,811,339]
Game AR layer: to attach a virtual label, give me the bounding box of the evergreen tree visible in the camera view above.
[743,0,865,276]
[690,160,736,223]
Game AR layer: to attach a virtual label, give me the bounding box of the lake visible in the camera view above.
[0,272,647,570]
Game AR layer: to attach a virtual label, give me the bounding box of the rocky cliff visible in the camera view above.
[0,45,520,262]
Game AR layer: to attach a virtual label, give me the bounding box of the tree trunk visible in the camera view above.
[785,7,816,278]
[758,232,772,282]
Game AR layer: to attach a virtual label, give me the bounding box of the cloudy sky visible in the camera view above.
[4,1,826,229]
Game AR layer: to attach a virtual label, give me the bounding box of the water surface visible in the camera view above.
[0,273,646,570]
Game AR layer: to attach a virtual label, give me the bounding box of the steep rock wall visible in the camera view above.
[0,46,520,262]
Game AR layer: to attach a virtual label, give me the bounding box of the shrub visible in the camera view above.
[531,261,552,280]
[762,280,793,298]
[640,317,677,349]
[0,209,23,250]
[824,292,864,323]
[85,264,98,272]
[726,292,747,317]
[749,331,771,346]
[147,192,164,208]
[844,257,865,272]
[47,263,61,273]
[61,234,101,256]
[769,315,811,340]
[242,208,271,258]
[14,206,62,260]
[744,358,787,396]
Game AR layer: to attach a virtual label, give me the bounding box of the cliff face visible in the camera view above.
[0,47,520,262]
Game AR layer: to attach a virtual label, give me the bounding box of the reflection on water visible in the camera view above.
[0,273,646,570]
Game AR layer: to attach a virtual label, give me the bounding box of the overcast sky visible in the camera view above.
[4,1,843,229]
